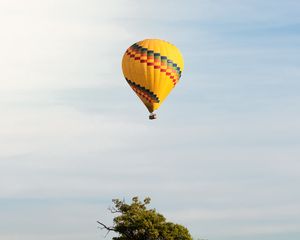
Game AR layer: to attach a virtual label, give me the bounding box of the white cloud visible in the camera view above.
[0,104,149,159]
[167,204,300,222]
[215,223,300,237]
[0,0,133,91]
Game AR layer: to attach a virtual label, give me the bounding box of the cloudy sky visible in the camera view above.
[0,0,300,239]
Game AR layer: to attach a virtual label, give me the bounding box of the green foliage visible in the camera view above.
[99,197,192,240]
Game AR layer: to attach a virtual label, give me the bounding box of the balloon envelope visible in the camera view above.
[122,39,184,113]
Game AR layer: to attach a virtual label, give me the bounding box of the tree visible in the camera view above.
[97,196,192,240]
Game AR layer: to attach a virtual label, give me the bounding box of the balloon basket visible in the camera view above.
[149,113,157,120]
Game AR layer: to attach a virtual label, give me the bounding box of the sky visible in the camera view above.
[0,0,300,239]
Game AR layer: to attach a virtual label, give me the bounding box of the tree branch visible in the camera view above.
[109,206,122,214]
[97,221,115,232]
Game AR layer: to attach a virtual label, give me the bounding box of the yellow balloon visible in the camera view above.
[122,39,184,118]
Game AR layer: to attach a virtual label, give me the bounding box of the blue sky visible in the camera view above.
[0,0,300,239]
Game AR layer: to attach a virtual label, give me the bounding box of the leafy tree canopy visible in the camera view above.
[98,197,192,240]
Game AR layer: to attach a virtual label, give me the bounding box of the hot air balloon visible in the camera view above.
[122,39,184,120]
